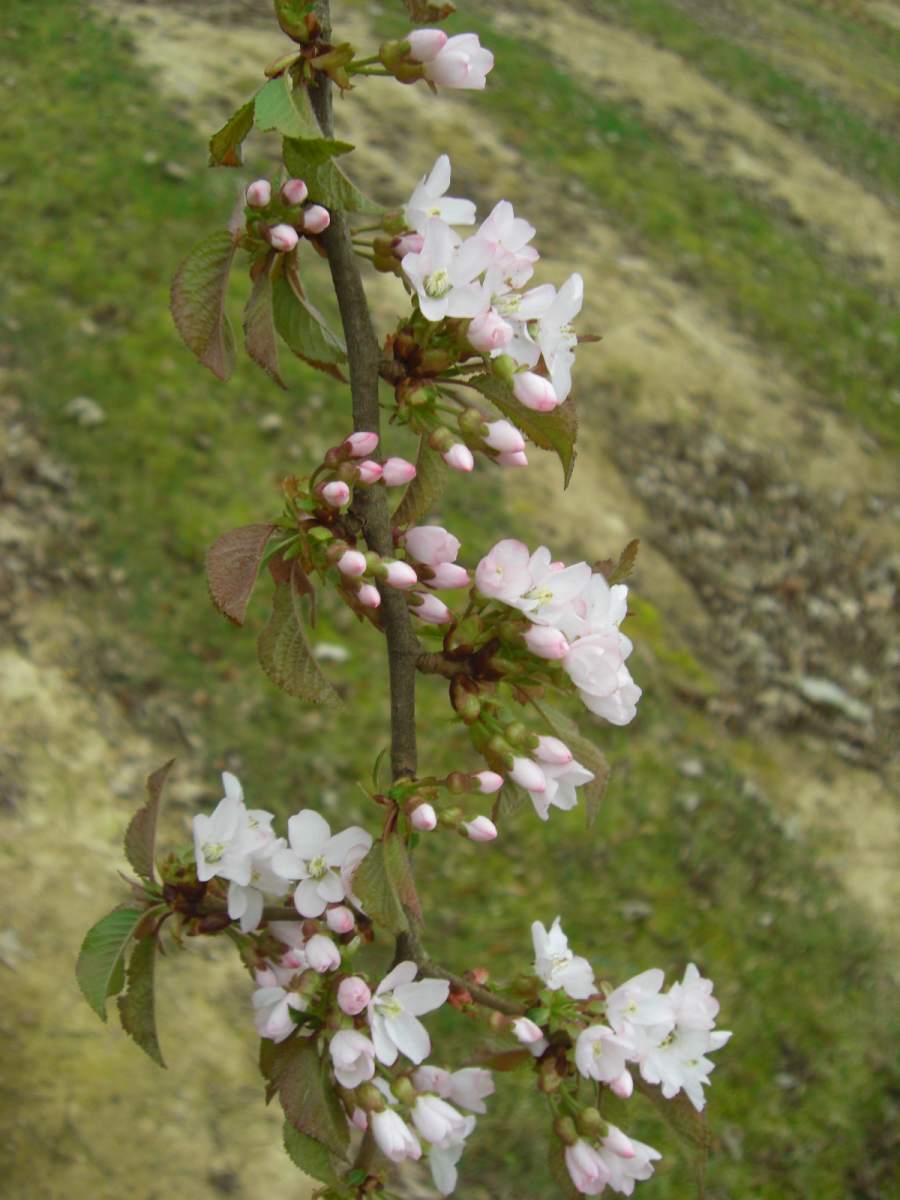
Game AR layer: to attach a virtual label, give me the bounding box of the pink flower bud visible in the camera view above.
[306,934,341,973]
[407,28,449,62]
[357,459,384,484]
[268,223,299,253]
[351,1107,369,1132]
[534,735,573,765]
[280,178,308,206]
[358,583,381,609]
[604,1127,636,1159]
[246,179,272,208]
[467,308,514,353]
[463,815,498,842]
[496,450,529,468]
[382,457,417,486]
[302,204,331,234]
[403,525,460,566]
[523,624,570,660]
[483,419,525,454]
[393,233,424,257]
[512,371,559,412]
[474,770,504,794]
[609,1069,634,1099]
[512,1017,545,1045]
[510,756,546,792]
[338,549,368,578]
[320,480,350,507]
[344,431,379,458]
[337,975,372,1015]
[443,443,474,472]
[326,905,356,935]
[411,803,438,832]
[383,560,418,590]
[428,562,470,589]
[410,593,451,625]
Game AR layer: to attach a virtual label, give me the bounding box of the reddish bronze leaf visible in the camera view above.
[124,760,174,883]
[206,524,276,626]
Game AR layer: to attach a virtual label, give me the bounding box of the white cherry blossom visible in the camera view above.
[599,1128,662,1196]
[575,1024,634,1084]
[329,1028,376,1088]
[605,969,675,1039]
[411,1094,469,1147]
[227,835,286,933]
[367,961,450,1066]
[428,1115,477,1196]
[402,219,489,322]
[371,1108,422,1163]
[531,917,595,999]
[535,273,583,401]
[412,1065,495,1114]
[272,810,372,919]
[252,981,306,1043]
[565,1139,610,1195]
[193,772,261,886]
[405,155,476,233]
[420,33,494,90]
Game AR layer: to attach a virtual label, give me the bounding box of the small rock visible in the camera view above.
[163,160,191,181]
[257,412,283,435]
[314,642,350,663]
[619,899,653,921]
[678,758,705,779]
[679,791,702,814]
[794,676,873,725]
[34,457,70,490]
[64,395,106,427]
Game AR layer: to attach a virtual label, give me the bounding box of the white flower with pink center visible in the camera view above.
[272,810,372,918]
[474,538,532,603]
[417,32,494,90]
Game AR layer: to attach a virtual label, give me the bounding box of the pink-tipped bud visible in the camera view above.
[326,905,356,934]
[392,233,424,257]
[609,1069,634,1100]
[246,179,272,208]
[268,223,299,253]
[409,593,452,625]
[407,28,449,62]
[534,735,573,765]
[280,178,309,206]
[510,756,546,792]
[351,1107,369,1132]
[428,562,470,589]
[306,934,341,973]
[497,450,529,468]
[463,815,498,842]
[403,525,460,566]
[484,419,525,454]
[512,1017,545,1045]
[358,583,381,609]
[443,443,474,472]
[604,1127,636,1160]
[411,803,438,832]
[382,457,417,486]
[338,549,368,578]
[474,770,504,795]
[523,624,570,660]
[357,459,384,484]
[512,371,560,412]
[320,480,350,508]
[337,975,372,1015]
[302,204,331,235]
[467,308,514,353]
[344,431,379,458]
[383,560,419,590]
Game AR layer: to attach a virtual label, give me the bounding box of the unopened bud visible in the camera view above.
[267,223,299,253]
[326,905,356,935]
[281,178,309,206]
[484,419,525,454]
[512,1017,545,1045]
[383,560,418,590]
[407,28,448,62]
[344,431,379,458]
[338,549,368,578]
[382,457,417,486]
[497,450,529,468]
[427,562,470,590]
[358,583,381,609]
[246,179,272,208]
[510,755,545,791]
[534,735,573,765]
[393,232,424,257]
[513,371,559,412]
[576,1107,606,1138]
[523,624,570,660]
[553,1116,579,1146]
[302,204,331,235]
[410,803,437,831]
[408,592,451,625]
[609,1069,634,1099]
[473,770,503,794]
[391,1076,417,1106]
[357,459,383,485]
[320,480,350,508]
[306,934,341,973]
[604,1126,636,1160]
[491,354,517,383]
[443,443,474,473]
[467,308,513,353]
[461,815,498,842]
[337,975,371,1014]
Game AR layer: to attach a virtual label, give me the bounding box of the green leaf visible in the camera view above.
[352,838,408,934]
[262,1037,349,1157]
[209,99,255,167]
[170,231,237,381]
[117,931,165,1067]
[206,523,276,626]
[392,436,448,527]
[468,372,578,486]
[244,253,285,387]
[272,272,347,381]
[611,538,640,584]
[383,832,422,928]
[492,780,527,822]
[283,1119,338,1184]
[258,580,341,705]
[254,75,312,138]
[124,759,174,882]
[283,136,355,168]
[283,135,383,215]
[75,906,144,1021]
[636,1077,709,1198]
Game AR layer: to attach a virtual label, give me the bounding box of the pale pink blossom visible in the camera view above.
[532,917,595,999]
[633,1024,731,1112]
[337,976,372,1016]
[358,583,381,609]
[402,218,488,322]
[512,1017,545,1045]
[268,223,299,253]
[306,934,340,973]
[577,661,642,726]
[367,961,449,1066]
[442,443,475,472]
[474,770,504,794]
[467,308,513,352]
[404,525,461,566]
[599,1128,661,1195]
[246,179,272,208]
[411,803,438,832]
[610,1069,634,1099]
[406,28,449,62]
[357,459,384,484]
[667,963,721,1031]
[474,200,536,270]
[253,984,306,1042]
[405,155,476,233]
[325,905,356,935]
[429,1116,476,1196]
[320,480,350,507]
[337,549,367,578]
[410,593,452,624]
[411,1094,469,1147]
[526,756,595,822]
[565,1139,610,1196]
[412,1066,494,1114]
[393,232,424,256]
[344,431,379,457]
[422,32,494,90]
[483,419,525,454]
[383,560,419,589]
[382,457,417,486]
[512,371,559,412]
[351,1107,368,1132]
[272,810,372,919]
[496,450,529,468]
[371,1109,422,1163]
[536,273,583,401]
[302,204,330,234]
[513,546,591,628]
[329,1028,376,1088]
[523,623,570,659]
[575,1024,634,1084]
[428,562,470,589]
[463,815,497,842]
[534,736,573,765]
[280,178,308,206]
[563,631,626,698]
[474,538,532,602]
[510,756,545,793]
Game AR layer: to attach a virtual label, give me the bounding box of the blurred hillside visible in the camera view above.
[0,1,897,1197]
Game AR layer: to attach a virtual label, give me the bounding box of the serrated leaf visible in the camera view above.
[283,133,383,214]
[75,907,144,1021]
[254,74,312,137]
[352,839,408,934]
[244,253,285,387]
[209,99,255,167]
[468,373,578,486]
[282,137,355,167]
[383,833,422,928]
[492,780,527,822]
[610,538,640,584]
[124,759,174,882]
[170,231,237,380]
[272,273,347,381]
[283,1119,339,1184]
[117,931,165,1067]
[207,523,276,626]
[636,1077,709,1198]
[263,1037,349,1157]
[258,580,340,705]
[392,436,448,527]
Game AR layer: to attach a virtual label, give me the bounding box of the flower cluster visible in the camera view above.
[244,176,330,254]
[381,30,494,92]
